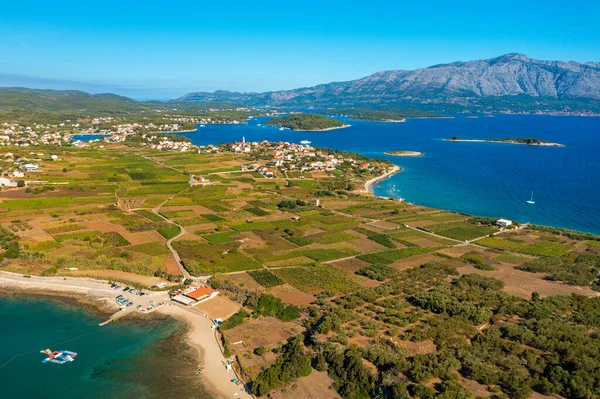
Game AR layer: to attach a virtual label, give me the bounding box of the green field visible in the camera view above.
[248,270,285,288]
[134,209,164,222]
[425,222,497,241]
[357,246,443,264]
[273,265,360,294]
[174,241,263,274]
[203,231,237,245]
[127,242,170,256]
[101,231,130,247]
[476,236,573,257]
[157,225,181,239]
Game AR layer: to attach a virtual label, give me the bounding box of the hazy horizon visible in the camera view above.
[2,52,599,101]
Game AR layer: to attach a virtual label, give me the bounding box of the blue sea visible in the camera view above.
[71,115,600,233]
[0,295,210,399]
[172,115,600,235]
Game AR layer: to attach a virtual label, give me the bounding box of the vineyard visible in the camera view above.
[102,231,131,247]
[248,270,285,288]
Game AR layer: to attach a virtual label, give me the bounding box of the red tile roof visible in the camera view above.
[185,287,217,300]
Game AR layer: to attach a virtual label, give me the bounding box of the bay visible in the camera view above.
[173,114,600,235]
[73,114,600,234]
[0,295,210,399]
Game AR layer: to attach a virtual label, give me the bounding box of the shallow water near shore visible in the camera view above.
[0,295,211,399]
[162,114,600,235]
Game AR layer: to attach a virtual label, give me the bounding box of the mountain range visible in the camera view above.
[1,54,599,114]
[177,53,600,112]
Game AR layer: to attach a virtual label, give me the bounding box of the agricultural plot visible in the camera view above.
[354,228,396,248]
[160,209,195,218]
[157,225,181,239]
[248,270,285,288]
[273,265,361,294]
[134,209,165,222]
[127,242,170,256]
[54,230,101,243]
[424,222,497,241]
[389,229,456,246]
[244,207,270,217]
[203,231,237,245]
[174,240,263,274]
[476,236,573,257]
[305,230,359,244]
[356,246,444,264]
[252,247,355,264]
[44,223,86,234]
[101,231,131,247]
[108,211,163,232]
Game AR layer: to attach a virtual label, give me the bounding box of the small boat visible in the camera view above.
[279,127,285,131]
[199,124,206,128]
[41,349,77,364]
[526,191,535,204]
[300,140,311,145]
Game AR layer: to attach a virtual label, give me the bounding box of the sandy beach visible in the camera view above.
[159,305,253,399]
[363,166,401,194]
[0,271,253,399]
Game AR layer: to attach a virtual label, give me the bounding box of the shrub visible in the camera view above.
[220,309,248,330]
[251,335,312,396]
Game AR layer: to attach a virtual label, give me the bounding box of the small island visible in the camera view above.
[329,107,448,122]
[444,136,564,147]
[265,113,349,131]
[384,150,424,157]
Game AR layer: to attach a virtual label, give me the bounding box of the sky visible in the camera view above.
[0,0,599,99]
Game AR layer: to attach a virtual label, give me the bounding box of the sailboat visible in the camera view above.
[526,192,535,204]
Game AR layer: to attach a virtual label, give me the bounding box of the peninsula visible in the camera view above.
[384,150,423,157]
[329,107,447,122]
[265,113,349,131]
[445,136,564,146]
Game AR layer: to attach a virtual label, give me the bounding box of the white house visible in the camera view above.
[0,178,17,187]
[496,219,513,228]
[21,164,39,172]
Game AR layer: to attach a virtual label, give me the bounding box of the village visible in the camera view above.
[210,137,375,176]
[0,125,379,188]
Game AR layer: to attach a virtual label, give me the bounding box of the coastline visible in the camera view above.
[0,271,252,399]
[158,305,253,399]
[363,165,401,194]
[355,119,406,123]
[444,138,564,147]
[293,124,351,132]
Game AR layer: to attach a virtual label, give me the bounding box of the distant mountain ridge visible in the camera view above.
[0,87,147,113]
[0,87,241,115]
[178,54,600,111]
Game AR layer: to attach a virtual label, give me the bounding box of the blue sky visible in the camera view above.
[1,0,598,99]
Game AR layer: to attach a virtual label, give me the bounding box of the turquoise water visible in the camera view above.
[171,115,600,235]
[0,295,209,399]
